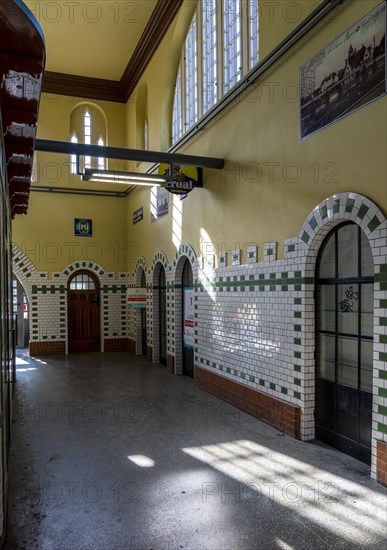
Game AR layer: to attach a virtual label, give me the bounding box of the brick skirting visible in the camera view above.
[167,355,175,374]
[104,338,130,352]
[194,366,301,438]
[376,441,387,487]
[30,341,65,356]
[127,339,136,353]
[147,345,153,362]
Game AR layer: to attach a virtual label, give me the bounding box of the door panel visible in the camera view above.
[68,272,100,353]
[315,223,373,465]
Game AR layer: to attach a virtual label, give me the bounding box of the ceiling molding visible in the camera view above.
[42,72,123,102]
[41,0,184,104]
[120,0,184,102]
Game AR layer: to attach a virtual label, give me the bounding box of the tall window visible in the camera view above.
[223,0,241,92]
[172,66,183,144]
[185,14,198,131]
[70,133,78,174]
[202,0,217,112]
[172,0,260,144]
[97,136,105,170]
[84,110,91,168]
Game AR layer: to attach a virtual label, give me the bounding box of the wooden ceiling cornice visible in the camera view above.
[42,0,184,104]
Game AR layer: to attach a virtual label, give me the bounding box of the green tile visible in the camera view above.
[294,298,301,305]
[301,231,310,244]
[294,378,301,386]
[270,382,276,390]
[294,391,301,399]
[345,198,355,213]
[294,338,301,345]
[357,203,369,220]
[378,405,387,416]
[294,324,301,332]
[308,216,318,230]
[320,205,327,219]
[377,422,387,435]
[294,351,301,359]
[294,311,301,318]
[288,244,295,253]
[380,300,387,308]
[380,318,387,326]
[294,364,301,372]
[368,215,382,233]
[259,379,265,386]
[333,199,340,213]
[281,387,288,395]
[380,335,387,344]
[380,352,387,362]
[378,387,387,398]
[379,370,387,380]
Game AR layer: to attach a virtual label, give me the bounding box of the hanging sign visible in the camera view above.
[158,164,202,196]
[183,286,194,348]
[127,288,146,308]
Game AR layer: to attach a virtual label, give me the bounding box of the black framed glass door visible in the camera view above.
[316,222,373,464]
[182,260,194,378]
[159,267,167,366]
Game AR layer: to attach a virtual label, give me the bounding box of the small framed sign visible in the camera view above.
[74,218,92,237]
[133,207,143,225]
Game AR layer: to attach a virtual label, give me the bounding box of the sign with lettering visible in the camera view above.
[127,287,146,308]
[133,207,143,225]
[74,218,92,237]
[158,164,202,196]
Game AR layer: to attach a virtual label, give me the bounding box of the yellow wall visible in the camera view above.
[125,0,386,266]
[12,94,128,273]
[12,0,387,273]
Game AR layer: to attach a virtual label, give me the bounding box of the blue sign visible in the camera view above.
[74,218,92,237]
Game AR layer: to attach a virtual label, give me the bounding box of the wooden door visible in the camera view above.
[68,271,100,353]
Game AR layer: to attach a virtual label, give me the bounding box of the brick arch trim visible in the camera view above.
[299,192,385,250]
[63,261,105,280]
[12,244,36,302]
[151,251,169,271]
[134,256,148,275]
[172,243,197,268]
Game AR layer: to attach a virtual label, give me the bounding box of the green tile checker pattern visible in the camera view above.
[196,357,302,401]
[193,272,314,292]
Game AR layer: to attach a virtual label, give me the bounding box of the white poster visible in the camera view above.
[183,287,194,348]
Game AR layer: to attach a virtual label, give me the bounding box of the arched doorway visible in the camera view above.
[68,271,100,353]
[159,266,167,365]
[12,275,29,349]
[182,259,194,377]
[140,269,147,356]
[315,222,374,464]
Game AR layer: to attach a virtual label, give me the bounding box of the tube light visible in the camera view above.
[82,168,168,186]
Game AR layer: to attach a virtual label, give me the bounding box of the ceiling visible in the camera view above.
[24,0,157,81]
[23,0,184,103]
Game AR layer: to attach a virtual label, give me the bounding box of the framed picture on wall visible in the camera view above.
[300,1,386,140]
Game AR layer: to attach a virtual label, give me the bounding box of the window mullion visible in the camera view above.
[197,3,203,119]
[217,1,224,98]
[241,0,249,75]
[181,56,187,137]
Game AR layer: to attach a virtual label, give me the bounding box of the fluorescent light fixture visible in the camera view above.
[82,168,168,187]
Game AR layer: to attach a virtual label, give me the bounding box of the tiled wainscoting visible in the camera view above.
[12,193,387,486]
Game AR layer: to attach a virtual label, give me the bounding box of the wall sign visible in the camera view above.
[74,218,92,237]
[183,286,194,348]
[127,287,146,308]
[133,207,143,225]
[300,1,386,140]
[158,164,202,195]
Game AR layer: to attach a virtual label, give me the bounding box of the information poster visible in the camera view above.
[183,287,194,349]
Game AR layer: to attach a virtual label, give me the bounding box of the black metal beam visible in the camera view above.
[35,139,225,170]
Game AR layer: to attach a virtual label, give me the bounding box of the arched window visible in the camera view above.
[70,133,78,174]
[69,103,108,173]
[84,110,91,168]
[172,0,260,144]
[97,136,105,170]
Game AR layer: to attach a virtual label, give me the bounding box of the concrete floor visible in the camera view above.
[4,351,387,550]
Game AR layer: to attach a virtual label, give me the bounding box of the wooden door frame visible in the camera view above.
[67,270,101,353]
